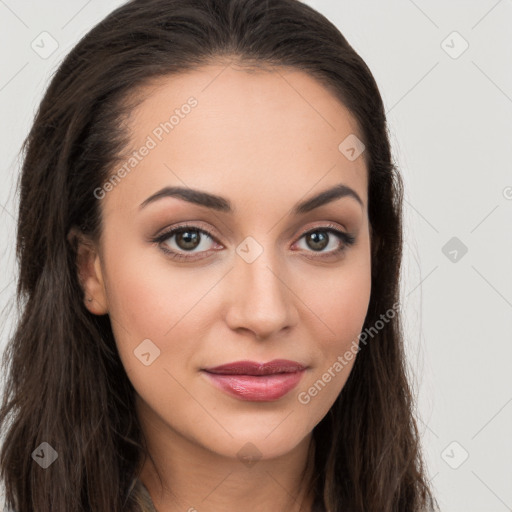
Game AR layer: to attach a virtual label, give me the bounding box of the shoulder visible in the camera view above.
[130,477,158,512]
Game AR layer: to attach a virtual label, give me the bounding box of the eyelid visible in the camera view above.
[152,221,348,245]
[292,223,356,254]
[295,222,347,239]
[152,220,221,241]
[151,221,355,261]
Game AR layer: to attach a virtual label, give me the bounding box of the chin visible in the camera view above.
[195,419,311,462]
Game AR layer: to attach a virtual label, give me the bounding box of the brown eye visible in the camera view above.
[174,229,202,251]
[304,231,329,251]
[153,225,219,261]
[295,225,356,259]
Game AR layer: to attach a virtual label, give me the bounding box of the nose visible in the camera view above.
[224,246,298,340]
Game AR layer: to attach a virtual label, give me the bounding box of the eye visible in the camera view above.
[152,224,220,261]
[151,222,356,262]
[294,224,356,259]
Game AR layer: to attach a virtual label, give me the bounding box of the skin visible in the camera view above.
[76,61,372,512]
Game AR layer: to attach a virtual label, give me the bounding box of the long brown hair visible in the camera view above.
[0,0,439,510]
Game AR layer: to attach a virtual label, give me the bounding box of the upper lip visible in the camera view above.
[203,359,307,375]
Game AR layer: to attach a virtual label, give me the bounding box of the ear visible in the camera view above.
[67,226,109,315]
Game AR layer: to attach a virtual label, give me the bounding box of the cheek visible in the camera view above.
[103,258,210,429]
[327,271,371,345]
[305,249,372,350]
[101,249,206,376]
[308,272,370,372]
[295,250,371,418]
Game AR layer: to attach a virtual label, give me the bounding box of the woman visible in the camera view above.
[0,0,439,511]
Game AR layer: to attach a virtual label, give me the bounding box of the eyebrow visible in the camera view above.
[139,183,363,214]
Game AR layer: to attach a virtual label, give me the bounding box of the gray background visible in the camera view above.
[1,1,511,510]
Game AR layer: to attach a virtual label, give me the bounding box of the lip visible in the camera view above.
[202,359,307,401]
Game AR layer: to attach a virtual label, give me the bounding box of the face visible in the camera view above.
[78,62,372,462]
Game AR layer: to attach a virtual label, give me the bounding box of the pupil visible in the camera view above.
[177,230,200,250]
[308,231,328,251]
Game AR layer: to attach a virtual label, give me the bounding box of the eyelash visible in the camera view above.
[151,223,356,262]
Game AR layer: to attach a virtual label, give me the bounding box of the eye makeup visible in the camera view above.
[150,222,356,262]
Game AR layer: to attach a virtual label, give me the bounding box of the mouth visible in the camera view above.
[201,359,307,401]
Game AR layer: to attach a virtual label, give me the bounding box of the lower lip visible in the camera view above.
[202,370,306,401]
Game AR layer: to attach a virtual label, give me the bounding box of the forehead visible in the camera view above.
[104,62,368,216]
